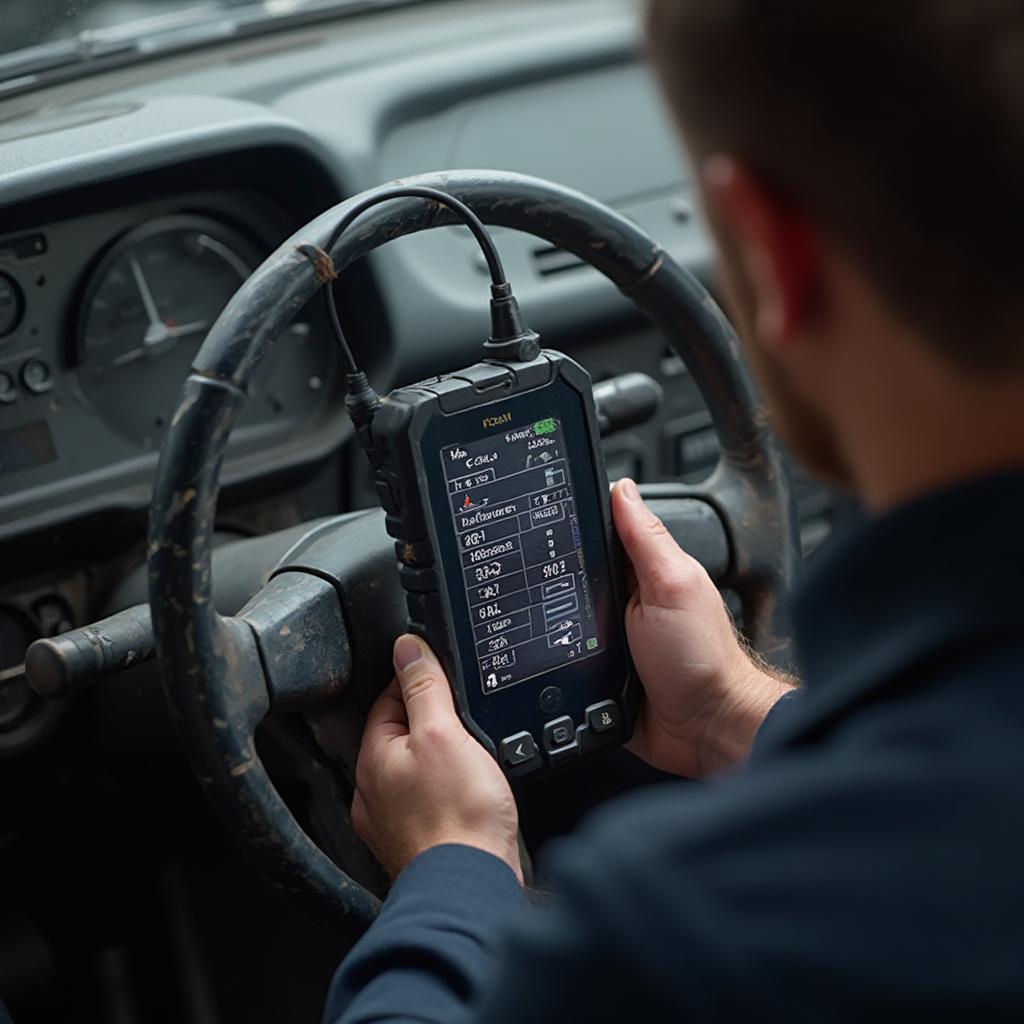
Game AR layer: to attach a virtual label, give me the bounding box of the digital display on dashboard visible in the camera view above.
[0,421,56,476]
[440,416,602,695]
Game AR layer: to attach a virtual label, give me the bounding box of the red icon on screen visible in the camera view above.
[463,494,472,509]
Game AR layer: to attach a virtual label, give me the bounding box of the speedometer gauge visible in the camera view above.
[77,215,261,446]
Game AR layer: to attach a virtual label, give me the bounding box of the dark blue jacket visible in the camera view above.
[326,471,1024,1022]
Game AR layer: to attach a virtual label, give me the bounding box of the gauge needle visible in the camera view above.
[143,318,211,347]
[110,348,146,367]
[130,255,163,330]
[164,319,211,340]
[110,321,213,368]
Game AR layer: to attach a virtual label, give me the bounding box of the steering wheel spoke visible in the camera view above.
[238,572,352,711]
[640,489,731,584]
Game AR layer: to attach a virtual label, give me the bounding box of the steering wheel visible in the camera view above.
[148,170,799,940]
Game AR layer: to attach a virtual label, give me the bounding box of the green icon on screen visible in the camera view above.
[587,637,599,651]
[534,418,557,436]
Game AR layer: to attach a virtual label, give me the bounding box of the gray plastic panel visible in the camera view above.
[0,96,343,210]
[273,8,711,380]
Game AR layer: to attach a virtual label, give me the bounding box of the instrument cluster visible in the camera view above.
[0,185,347,543]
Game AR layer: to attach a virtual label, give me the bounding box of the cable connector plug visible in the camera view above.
[484,282,541,363]
[344,371,381,430]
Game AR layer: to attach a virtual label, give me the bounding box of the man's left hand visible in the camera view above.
[352,634,523,882]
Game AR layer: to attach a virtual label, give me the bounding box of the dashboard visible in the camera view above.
[0,0,848,753]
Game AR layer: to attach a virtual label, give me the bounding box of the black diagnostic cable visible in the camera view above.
[311,186,540,433]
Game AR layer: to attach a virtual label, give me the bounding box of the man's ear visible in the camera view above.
[701,154,818,349]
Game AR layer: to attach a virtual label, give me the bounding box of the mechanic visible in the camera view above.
[326,2,1024,1020]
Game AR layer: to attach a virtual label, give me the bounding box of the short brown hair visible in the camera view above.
[647,0,1024,372]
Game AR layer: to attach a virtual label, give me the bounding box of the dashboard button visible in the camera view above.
[21,359,52,395]
[585,700,621,735]
[0,371,17,404]
[671,194,695,223]
[500,732,542,775]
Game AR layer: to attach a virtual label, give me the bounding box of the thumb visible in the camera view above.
[393,634,458,734]
[612,479,702,610]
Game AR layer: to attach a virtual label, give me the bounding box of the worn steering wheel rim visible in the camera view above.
[148,169,799,939]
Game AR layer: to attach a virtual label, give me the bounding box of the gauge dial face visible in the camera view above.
[78,216,254,445]
[78,214,327,448]
[0,273,25,339]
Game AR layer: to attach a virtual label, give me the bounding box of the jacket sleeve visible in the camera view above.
[750,688,803,759]
[323,844,528,1024]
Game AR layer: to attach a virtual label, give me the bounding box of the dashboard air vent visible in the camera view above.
[532,244,588,277]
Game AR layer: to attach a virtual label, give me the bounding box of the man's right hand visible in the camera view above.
[612,479,796,779]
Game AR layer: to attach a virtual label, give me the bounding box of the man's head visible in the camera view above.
[646,0,1024,504]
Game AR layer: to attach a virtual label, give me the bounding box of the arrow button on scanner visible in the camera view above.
[500,731,542,776]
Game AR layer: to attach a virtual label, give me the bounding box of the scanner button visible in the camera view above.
[543,717,575,751]
[538,685,564,716]
[500,732,541,774]
[543,717,580,765]
[384,515,407,540]
[399,565,438,594]
[585,701,621,735]
[374,479,401,515]
[576,723,596,756]
[404,594,447,642]
[405,592,429,628]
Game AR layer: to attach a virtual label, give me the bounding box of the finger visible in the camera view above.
[612,479,702,610]
[363,678,409,743]
[392,634,458,735]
